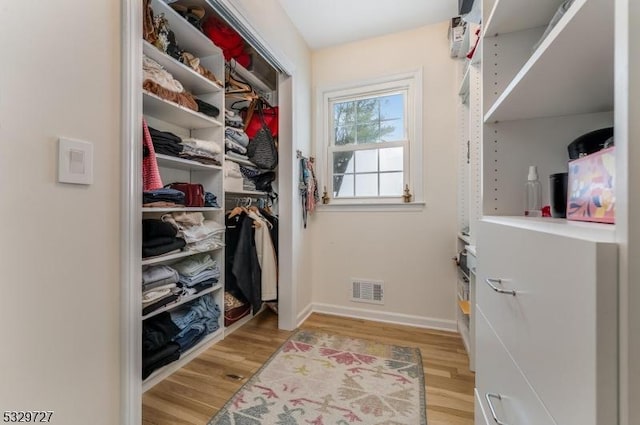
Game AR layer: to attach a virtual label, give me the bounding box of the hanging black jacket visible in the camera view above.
[226,213,262,313]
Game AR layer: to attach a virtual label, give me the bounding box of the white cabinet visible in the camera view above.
[477,218,617,425]
[475,0,620,424]
[475,310,556,425]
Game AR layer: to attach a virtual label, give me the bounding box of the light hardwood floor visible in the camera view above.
[142,311,475,425]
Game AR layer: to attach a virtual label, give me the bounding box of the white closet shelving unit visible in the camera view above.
[474,1,618,424]
[143,0,279,350]
[455,19,481,371]
[141,0,226,392]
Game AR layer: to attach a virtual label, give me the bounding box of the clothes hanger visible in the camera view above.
[225,67,254,95]
[228,206,244,218]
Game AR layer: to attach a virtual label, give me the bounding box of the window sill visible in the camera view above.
[316,201,426,213]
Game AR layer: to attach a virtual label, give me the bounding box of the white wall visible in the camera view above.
[229,0,314,327]
[310,23,458,328]
[0,1,120,424]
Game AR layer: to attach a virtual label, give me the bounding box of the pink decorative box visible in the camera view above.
[567,146,615,224]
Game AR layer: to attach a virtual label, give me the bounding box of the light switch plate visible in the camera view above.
[58,137,93,185]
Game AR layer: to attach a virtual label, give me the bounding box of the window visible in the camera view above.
[319,71,422,206]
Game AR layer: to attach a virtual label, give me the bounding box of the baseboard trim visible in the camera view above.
[296,303,314,327]
[311,303,457,332]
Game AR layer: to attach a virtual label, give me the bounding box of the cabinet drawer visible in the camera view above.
[477,219,617,425]
[476,309,556,425]
[474,388,490,425]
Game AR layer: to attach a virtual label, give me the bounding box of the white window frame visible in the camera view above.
[317,70,424,208]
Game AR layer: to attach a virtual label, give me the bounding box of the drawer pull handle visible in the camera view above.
[485,278,516,296]
[485,393,510,425]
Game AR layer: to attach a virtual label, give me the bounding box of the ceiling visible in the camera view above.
[277,0,458,50]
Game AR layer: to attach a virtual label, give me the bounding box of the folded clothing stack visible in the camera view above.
[142,283,181,316]
[225,127,253,164]
[162,212,225,253]
[243,178,257,191]
[143,55,198,111]
[142,219,186,258]
[141,294,221,378]
[142,312,180,379]
[141,263,215,316]
[172,254,221,293]
[148,126,183,157]
[225,109,244,128]
[170,294,221,352]
[204,191,219,208]
[143,265,179,292]
[180,137,221,166]
[143,188,185,208]
[225,127,249,148]
[224,161,243,191]
[240,165,261,192]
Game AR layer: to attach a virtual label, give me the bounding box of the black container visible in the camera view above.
[567,127,613,160]
[549,172,569,218]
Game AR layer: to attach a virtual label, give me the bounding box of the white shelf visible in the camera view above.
[142,327,224,392]
[143,91,223,129]
[155,154,222,171]
[142,283,222,320]
[143,41,222,96]
[481,216,616,243]
[467,245,477,257]
[484,0,613,122]
[142,207,222,213]
[225,189,269,197]
[150,0,221,59]
[484,0,566,37]
[458,232,471,244]
[228,59,273,94]
[142,246,223,265]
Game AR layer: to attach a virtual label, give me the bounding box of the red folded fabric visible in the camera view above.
[203,17,251,68]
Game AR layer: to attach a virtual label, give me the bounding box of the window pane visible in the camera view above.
[334,174,354,197]
[334,101,356,126]
[380,147,403,171]
[333,93,406,146]
[356,99,379,124]
[380,172,404,196]
[355,149,378,173]
[379,94,404,120]
[334,125,355,145]
[355,173,378,197]
[380,118,404,141]
[333,152,354,174]
[356,123,380,144]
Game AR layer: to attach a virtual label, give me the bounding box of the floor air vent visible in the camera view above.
[351,279,384,305]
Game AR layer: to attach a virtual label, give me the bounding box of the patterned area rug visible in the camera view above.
[208,329,426,425]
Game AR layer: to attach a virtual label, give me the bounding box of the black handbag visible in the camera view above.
[246,105,278,170]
